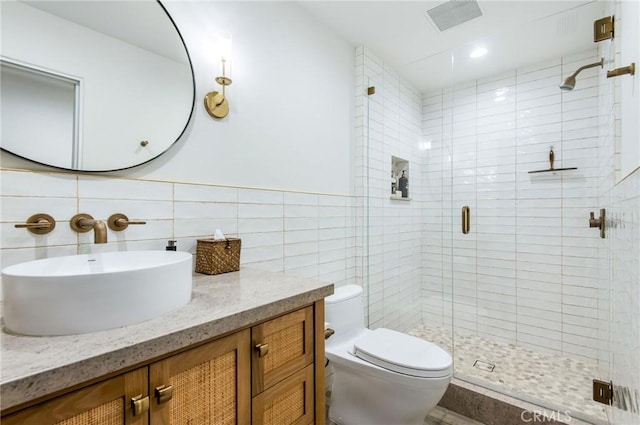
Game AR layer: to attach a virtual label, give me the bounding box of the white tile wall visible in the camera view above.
[354,47,424,332]
[0,169,356,294]
[421,49,609,362]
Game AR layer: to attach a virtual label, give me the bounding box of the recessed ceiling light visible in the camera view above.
[470,47,488,58]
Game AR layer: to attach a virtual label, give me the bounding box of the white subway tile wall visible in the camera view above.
[0,170,356,292]
[354,47,424,333]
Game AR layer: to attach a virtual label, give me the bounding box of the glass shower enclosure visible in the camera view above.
[361,1,637,424]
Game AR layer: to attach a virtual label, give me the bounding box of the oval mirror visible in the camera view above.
[0,0,194,171]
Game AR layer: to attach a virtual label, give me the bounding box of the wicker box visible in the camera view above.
[195,238,241,275]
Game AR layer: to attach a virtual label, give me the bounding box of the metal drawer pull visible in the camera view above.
[155,385,174,404]
[131,394,149,416]
[255,342,269,357]
[462,206,470,234]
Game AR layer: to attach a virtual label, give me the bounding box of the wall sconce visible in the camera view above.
[204,32,233,119]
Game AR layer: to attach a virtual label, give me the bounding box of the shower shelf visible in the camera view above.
[528,167,577,174]
[528,148,577,174]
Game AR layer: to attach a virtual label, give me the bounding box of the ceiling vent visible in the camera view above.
[425,0,483,32]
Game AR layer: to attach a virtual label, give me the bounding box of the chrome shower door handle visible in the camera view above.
[462,206,470,234]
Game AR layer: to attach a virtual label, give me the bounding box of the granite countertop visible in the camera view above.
[0,268,333,412]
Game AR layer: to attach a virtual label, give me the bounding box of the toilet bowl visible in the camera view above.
[325,285,452,425]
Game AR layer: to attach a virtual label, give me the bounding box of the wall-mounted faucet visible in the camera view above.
[70,213,107,244]
[589,209,606,239]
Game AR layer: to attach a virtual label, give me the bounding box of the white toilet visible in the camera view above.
[325,285,452,425]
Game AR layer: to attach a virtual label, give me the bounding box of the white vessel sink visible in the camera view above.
[2,251,193,336]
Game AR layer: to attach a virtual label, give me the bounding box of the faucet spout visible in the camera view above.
[80,219,107,244]
[70,214,108,244]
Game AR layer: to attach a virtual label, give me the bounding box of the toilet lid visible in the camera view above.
[352,328,452,378]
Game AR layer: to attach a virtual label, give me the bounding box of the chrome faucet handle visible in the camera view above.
[108,213,147,231]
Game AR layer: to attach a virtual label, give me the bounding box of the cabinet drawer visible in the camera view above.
[252,306,314,395]
[252,364,314,425]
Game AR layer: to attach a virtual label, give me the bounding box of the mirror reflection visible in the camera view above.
[0,0,194,171]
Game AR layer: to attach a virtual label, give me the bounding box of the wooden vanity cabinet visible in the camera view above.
[1,301,326,425]
[2,368,148,425]
[252,306,316,425]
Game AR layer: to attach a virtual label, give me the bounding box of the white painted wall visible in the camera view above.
[112,1,355,194]
[1,64,76,168]
[1,1,355,195]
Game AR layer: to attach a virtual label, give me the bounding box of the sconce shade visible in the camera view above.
[217,31,232,60]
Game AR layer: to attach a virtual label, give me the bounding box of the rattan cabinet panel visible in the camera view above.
[2,368,148,425]
[251,306,314,395]
[252,364,314,425]
[149,329,251,425]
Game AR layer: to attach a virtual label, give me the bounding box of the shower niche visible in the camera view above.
[390,156,410,200]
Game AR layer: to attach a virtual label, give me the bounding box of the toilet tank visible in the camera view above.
[325,284,365,335]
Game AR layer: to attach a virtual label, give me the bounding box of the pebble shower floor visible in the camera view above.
[408,324,607,424]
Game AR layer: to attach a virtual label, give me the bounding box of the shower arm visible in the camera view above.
[568,58,604,78]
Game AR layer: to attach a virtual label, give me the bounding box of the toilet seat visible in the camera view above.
[351,328,452,378]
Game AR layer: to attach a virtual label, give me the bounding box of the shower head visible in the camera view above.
[560,75,576,91]
[559,58,603,91]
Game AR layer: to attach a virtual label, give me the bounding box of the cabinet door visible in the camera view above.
[252,306,314,395]
[252,364,314,425]
[2,368,148,425]
[149,329,251,425]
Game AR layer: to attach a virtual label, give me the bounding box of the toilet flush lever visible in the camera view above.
[324,328,335,340]
[589,209,606,238]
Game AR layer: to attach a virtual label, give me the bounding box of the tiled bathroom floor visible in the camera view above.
[409,324,608,424]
